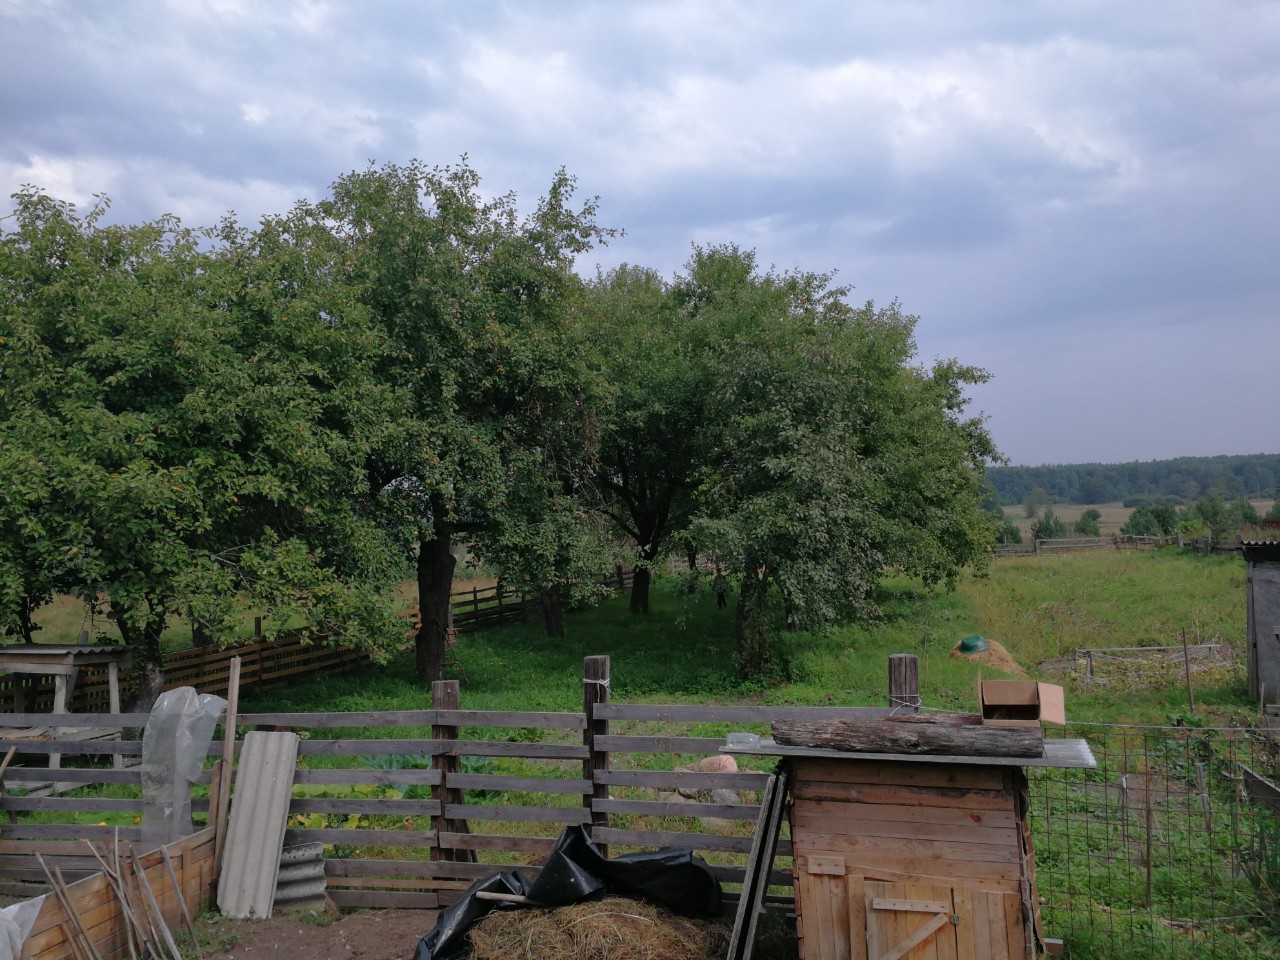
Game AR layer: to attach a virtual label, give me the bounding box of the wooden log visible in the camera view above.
[772,714,1044,758]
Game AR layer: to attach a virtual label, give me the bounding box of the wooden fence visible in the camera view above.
[992,535,1174,558]
[1,569,639,713]
[0,655,895,913]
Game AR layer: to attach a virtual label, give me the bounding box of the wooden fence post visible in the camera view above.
[888,654,920,713]
[431,680,474,862]
[583,656,610,854]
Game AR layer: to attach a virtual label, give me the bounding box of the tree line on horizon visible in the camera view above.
[0,161,997,703]
[987,453,1280,508]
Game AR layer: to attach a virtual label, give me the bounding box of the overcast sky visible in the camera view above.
[2,1,1277,467]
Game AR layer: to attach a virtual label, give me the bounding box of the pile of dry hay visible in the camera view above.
[469,897,729,960]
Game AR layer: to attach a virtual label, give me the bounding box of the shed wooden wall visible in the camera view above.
[789,758,1036,960]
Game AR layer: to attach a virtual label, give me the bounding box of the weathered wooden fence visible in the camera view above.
[0,656,892,914]
[993,535,1174,558]
[2,570,640,713]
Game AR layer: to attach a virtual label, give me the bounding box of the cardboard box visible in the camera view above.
[979,678,1066,728]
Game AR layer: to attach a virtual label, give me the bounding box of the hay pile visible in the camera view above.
[468,897,729,960]
[949,637,1026,676]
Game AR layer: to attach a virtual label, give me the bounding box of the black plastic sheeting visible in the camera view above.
[412,825,723,960]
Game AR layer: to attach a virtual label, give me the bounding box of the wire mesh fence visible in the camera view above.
[1030,723,1280,958]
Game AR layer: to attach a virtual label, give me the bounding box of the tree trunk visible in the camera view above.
[541,584,565,638]
[629,566,652,614]
[116,609,167,713]
[685,546,699,593]
[416,535,457,685]
[734,567,772,676]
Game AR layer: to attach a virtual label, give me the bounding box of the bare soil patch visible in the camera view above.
[198,908,435,960]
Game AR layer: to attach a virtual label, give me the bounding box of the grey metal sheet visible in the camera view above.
[217,731,300,919]
[724,736,1096,769]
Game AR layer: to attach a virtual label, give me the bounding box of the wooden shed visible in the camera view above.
[732,740,1094,960]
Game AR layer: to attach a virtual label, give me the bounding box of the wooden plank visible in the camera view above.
[326,876,450,891]
[293,768,441,786]
[1002,889,1025,960]
[594,735,730,754]
[830,872,852,960]
[434,740,589,760]
[3,768,142,786]
[327,888,439,910]
[792,782,1014,812]
[953,886,976,960]
[794,799,1017,829]
[594,798,760,819]
[870,898,950,914]
[596,705,895,722]
[793,809,1018,847]
[282,827,437,846]
[847,874,867,960]
[2,824,143,841]
[324,858,542,880]
[447,774,589,795]
[799,846,1021,883]
[793,760,1008,792]
[0,740,140,756]
[592,827,787,856]
[0,713,151,728]
[437,833,558,854]
[595,769,769,789]
[798,832,1018,866]
[288,797,440,816]
[794,868,815,960]
[442,803,591,824]
[0,796,146,814]
[330,858,542,882]
[238,710,436,727]
[436,710,585,730]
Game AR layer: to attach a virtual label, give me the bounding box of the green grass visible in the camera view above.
[242,548,1253,728]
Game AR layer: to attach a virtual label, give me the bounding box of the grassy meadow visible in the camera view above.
[240,547,1253,729]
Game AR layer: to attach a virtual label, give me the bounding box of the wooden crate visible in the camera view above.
[789,758,1037,960]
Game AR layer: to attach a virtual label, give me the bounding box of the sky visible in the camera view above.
[2,0,1277,467]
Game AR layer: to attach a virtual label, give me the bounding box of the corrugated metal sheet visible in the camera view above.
[216,731,299,919]
[274,842,327,911]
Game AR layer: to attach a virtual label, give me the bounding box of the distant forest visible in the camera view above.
[986,453,1280,506]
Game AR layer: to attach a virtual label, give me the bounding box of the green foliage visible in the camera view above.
[989,453,1280,506]
[1124,499,1182,537]
[0,188,405,682]
[993,514,1023,544]
[1073,508,1102,537]
[661,246,997,672]
[305,160,614,668]
[1031,506,1068,540]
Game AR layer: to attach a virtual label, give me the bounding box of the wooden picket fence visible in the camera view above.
[0,655,894,913]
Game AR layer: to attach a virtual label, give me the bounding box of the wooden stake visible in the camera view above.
[83,842,141,960]
[213,656,241,874]
[1181,628,1196,715]
[132,849,183,960]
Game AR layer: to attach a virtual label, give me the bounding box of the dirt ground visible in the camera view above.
[198,908,437,960]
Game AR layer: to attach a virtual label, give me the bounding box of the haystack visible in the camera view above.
[468,897,729,960]
[949,637,1027,675]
